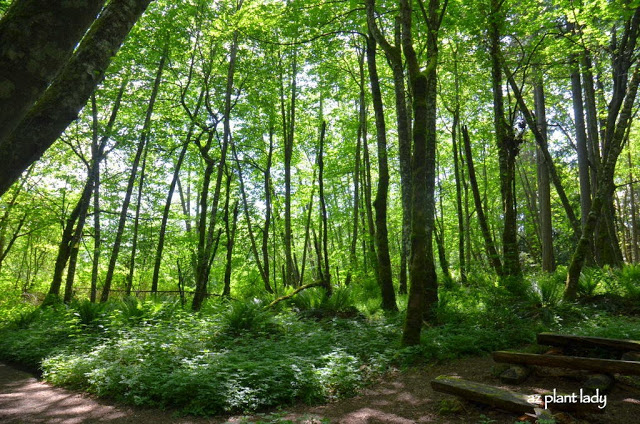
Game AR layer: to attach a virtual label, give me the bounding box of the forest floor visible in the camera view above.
[1,355,639,424]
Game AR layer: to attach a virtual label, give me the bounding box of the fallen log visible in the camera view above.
[265,282,323,309]
[432,376,605,414]
[493,351,640,375]
[431,376,539,414]
[537,333,640,352]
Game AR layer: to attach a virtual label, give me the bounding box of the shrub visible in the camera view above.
[617,264,640,299]
[219,299,279,336]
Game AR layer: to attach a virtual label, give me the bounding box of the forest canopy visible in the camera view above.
[0,0,640,388]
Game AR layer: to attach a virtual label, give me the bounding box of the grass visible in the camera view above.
[1,265,640,416]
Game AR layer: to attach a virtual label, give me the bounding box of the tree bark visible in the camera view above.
[365,3,412,295]
[571,59,592,229]
[489,0,521,278]
[366,34,397,311]
[0,0,106,144]
[0,0,153,196]
[534,77,555,272]
[318,121,332,296]
[401,0,442,345]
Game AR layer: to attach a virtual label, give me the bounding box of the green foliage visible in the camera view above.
[219,299,279,335]
[290,287,360,320]
[0,298,399,414]
[616,264,640,299]
[578,267,608,297]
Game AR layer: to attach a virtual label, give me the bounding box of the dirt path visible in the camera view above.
[2,356,639,423]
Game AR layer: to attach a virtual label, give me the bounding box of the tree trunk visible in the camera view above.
[222,189,238,298]
[0,0,106,144]
[489,0,521,278]
[101,47,166,302]
[125,127,151,296]
[366,34,397,311]
[361,117,378,275]
[345,48,364,287]
[401,0,442,345]
[629,149,639,263]
[365,2,412,295]
[534,77,555,272]
[451,56,466,283]
[151,137,190,293]
[261,126,274,291]
[0,0,153,196]
[566,65,640,299]
[281,46,297,288]
[151,84,203,293]
[232,141,271,292]
[462,126,504,275]
[318,121,332,296]
[571,59,592,229]
[192,26,240,310]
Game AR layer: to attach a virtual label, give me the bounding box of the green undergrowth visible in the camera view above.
[1,265,639,416]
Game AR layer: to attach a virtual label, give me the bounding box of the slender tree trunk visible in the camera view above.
[345,50,364,287]
[282,46,297,288]
[151,137,191,293]
[534,77,555,272]
[232,142,271,292]
[361,118,378,276]
[566,65,640,299]
[101,48,166,302]
[299,170,317,285]
[436,154,452,285]
[571,59,592,229]
[462,126,503,274]
[192,26,240,311]
[318,121,332,296]
[125,130,151,295]
[365,4,412,295]
[502,62,582,241]
[629,149,639,263]
[366,34,397,311]
[90,162,101,303]
[89,82,126,302]
[262,126,274,291]
[49,178,93,298]
[451,54,466,283]
[222,167,238,298]
[151,83,203,293]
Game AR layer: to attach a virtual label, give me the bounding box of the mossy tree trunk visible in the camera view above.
[0,0,153,197]
[366,33,397,312]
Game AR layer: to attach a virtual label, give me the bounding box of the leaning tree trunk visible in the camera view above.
[0,0,106,144]
[0,0,153,196]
